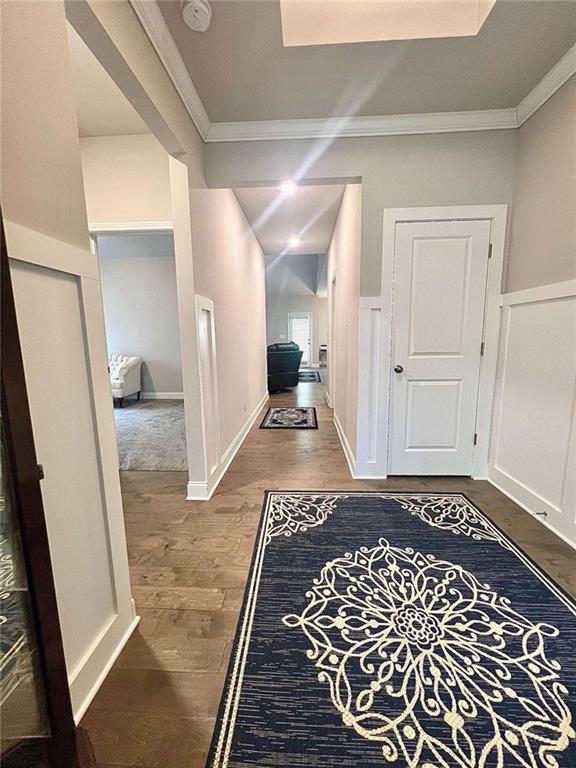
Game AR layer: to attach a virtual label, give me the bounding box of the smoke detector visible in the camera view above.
[182,0,212,32]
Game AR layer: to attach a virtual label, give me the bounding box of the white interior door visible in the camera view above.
[288,313,312,366]
[389,219,491,475]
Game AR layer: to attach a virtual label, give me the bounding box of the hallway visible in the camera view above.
[80,378,576,767]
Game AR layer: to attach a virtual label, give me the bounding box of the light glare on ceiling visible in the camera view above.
[280,180,296,193]
[289,237,300,247]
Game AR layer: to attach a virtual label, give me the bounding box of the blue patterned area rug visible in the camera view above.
[207,492,576,768]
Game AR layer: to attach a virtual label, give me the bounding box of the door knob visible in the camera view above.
[394,364,404,373]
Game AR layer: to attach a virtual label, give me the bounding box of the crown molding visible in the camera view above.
[516,42,576,126]
[129,0,210,140]
[130,0,575,144]
[88,221,173,234]
[205,108,519,143]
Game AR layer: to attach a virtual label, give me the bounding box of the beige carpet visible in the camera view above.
[113,399,187,471]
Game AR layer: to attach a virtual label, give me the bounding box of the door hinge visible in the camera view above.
[473,433,478,446]
[37,464,45,480]
[480,341,485,356]
[488,243,493,259]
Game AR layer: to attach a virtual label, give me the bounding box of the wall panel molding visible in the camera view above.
[489,281,576,547]
[7,222,137,718]
[355,298,388,478]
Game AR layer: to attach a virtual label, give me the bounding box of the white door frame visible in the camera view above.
[288,311,313,366]
[356,204,507,480]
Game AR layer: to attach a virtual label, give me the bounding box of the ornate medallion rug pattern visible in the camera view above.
[206,492,576,768]
[260,407,318,429]
[298,370,322,383]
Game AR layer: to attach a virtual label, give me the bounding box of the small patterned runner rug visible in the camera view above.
[260,407,318,429]
[207,492,576,768]
[298,370,321,383]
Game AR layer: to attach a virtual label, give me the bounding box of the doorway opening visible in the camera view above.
[288,312,313,366]
[67,21,189,474]
[91,230,187,471]
[233,183,346,400]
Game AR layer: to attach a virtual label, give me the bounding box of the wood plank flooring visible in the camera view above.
[81,379,576,767]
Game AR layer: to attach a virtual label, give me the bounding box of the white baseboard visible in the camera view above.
[333,411,357,479]
[187,391,269,501]
[140,391,184,400]
[186,479,211,500]
[333,410,389,480]
[71,605,140,723]
[488,468,576,552]
[325,390,332,407]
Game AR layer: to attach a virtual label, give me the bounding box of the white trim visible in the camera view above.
[501,279,576,307]
[206,108,518,143]
[5,221,99,279]
[72,612,140,723]
[516,43,576,126]
[489,471,576,554]
[324,389,332,408]
[488,278,576,548]
[195,294,222,480]
[472,206,507,479]
[89,221,173,234]
[333,410,356,478]
[129,0,210,140]
[140,391,184,399]
[8,223,138,718]
[377,204,507,479]
[187,390,269,500]
[355,297,388,479]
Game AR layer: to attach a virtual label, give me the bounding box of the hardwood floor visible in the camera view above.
[81,379,576,767]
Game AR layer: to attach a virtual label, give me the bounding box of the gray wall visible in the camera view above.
[191,188,267,452]
[265,253,328,365]
[506,76,575,292]
[205,130,517,295]
[97,232,183,395]
[327,184,361,452]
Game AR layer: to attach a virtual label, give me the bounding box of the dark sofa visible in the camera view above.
[267,342,303,393]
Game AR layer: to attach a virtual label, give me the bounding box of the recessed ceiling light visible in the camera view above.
[289,237,300,247]
[279,180,296,193]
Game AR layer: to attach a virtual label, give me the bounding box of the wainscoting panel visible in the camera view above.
[489,281,576,547]
[354,298,387,478]
[7,222,137,720]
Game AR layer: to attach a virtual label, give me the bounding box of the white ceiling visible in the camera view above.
[158,0,575,122]
[234,185,345,255]
[67,23,150,137]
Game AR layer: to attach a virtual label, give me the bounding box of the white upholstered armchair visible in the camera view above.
[109,353,142,407]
